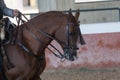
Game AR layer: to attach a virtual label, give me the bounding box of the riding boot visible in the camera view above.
[0,47,8,80]
[0,70,8,80]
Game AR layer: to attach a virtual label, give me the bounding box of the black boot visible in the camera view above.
[0,45,8,80]
[0,58,8,80]
[1,70,8,80]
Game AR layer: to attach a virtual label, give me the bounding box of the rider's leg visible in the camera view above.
[0,45,8,80]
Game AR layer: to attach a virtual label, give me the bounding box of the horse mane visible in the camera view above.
[31,11,67,21]
[39,11,64,16]
[22,11,70,31]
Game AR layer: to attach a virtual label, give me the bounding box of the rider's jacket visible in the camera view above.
[0,0,14,18]
[0,8,3,19]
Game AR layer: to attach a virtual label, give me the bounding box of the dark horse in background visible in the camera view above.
[1,9,85,80]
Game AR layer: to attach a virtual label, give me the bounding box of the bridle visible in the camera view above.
[13,12,81,61]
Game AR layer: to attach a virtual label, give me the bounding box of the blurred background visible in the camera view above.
[4,0,120,24]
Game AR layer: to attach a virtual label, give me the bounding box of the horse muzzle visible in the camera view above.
[64,48,78,61]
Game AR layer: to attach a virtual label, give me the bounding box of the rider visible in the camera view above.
[0,0,19,80]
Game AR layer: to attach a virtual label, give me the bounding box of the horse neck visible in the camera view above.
[21,12,68,54]
[20,23,53,55]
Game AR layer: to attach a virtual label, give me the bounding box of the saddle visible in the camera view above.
[0,18,16,69]
[0,18,16,45]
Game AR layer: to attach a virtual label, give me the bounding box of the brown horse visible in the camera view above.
[2,9,85,80]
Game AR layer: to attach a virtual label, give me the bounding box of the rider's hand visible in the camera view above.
[13,9,19,17]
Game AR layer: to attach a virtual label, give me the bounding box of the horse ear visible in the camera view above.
[68,8,72,16]
[75,9,80,21]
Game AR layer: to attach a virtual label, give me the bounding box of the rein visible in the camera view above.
[14,11,85,61]
[15,12,68,61]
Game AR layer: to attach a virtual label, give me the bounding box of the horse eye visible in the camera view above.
[75,24,79,26]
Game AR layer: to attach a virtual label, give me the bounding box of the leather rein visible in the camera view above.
[14,12,79,61]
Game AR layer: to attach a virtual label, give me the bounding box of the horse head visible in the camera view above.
[54,9,85,61]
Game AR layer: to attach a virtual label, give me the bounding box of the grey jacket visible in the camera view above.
[0,0,14,17]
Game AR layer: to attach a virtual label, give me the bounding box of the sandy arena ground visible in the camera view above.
[41,68,120,80]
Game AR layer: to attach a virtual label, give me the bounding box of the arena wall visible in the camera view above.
[38,0,120,24]
[45,22,120,70]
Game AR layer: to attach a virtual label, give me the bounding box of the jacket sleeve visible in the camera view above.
[0,0,14,18]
